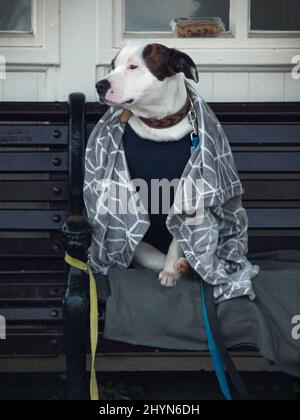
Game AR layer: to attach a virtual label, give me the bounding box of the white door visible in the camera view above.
[0,0,300,102]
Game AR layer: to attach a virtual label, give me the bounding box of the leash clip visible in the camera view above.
[190,132,200,153]
[188,98,200,153]
[188,110,198,133]
[85,253,92,273]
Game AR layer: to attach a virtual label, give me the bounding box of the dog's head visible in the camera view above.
[96,43,198,107]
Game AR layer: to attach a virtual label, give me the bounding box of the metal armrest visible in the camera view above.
[61,214,91,262]
[61,215,91,400]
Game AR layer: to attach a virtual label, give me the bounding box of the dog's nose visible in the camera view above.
[96,79,111,96]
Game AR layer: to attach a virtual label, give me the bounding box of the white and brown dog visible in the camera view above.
[96,43,199,288]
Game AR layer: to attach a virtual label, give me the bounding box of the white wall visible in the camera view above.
[196,71,300,102]
[0,0,300,102]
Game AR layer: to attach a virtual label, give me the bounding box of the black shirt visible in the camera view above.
[122,124,191,254]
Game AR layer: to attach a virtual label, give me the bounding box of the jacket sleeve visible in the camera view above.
[171,99,258,302]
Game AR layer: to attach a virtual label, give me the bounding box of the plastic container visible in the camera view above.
[171,17,226,38]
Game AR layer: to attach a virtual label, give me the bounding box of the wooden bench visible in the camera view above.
[1,95,300,399]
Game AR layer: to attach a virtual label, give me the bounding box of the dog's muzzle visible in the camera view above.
[96,79,111,99]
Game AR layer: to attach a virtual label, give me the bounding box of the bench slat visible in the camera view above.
[1,234,295,258]
[0,152,68,173]
[1,306,63,322]
[0,332,64,355]
[0,209,297,231]
[87,102,300,124]
[0,284,64,302]
[0,125,68,146]
[0,181,68,202]
[0,258,66,272]
[0,272,67,284]
[235,152,300,172]
[0,210,67,230]
[248,234,300,253]
[212,102,300,123]
[243,180,300,201]
[0,101,68,123]
[0,238,64,257]
[0,140,298,175]
[224,124,300,145]
[248,208,300,229]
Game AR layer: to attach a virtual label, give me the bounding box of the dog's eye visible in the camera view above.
[129,65,138,70]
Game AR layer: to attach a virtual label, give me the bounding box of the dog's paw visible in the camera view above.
[159,270,177,288]
[175,258,191,275]
[159,258,191,287]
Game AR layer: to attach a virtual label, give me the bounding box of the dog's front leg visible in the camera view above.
[132,241,167,272]
[159,239,189,287]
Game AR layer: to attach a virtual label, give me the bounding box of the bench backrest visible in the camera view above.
[1,98,299,258]
[0,95,84,355]
[0,95,300,260]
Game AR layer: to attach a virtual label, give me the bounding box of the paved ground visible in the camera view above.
[0,372,299,400]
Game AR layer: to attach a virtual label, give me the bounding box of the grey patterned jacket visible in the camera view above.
[84,83,259,303]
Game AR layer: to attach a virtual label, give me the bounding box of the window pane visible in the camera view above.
[125,0,230,32]
[251,0,300,31]
[0,0,32,32]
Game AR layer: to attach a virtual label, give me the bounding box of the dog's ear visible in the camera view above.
[168,49,199,83]
[143,44,199,83]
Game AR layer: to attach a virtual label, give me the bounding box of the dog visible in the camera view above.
[95,43,199,288]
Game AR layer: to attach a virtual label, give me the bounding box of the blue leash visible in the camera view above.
[201,283,232,401]
[193,136,232,400]
[191,119,249,401]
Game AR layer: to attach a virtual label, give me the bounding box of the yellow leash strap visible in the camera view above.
[65,253,99,401]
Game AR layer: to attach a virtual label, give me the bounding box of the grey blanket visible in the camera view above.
[84,82,259,303]
[96,250,300,378]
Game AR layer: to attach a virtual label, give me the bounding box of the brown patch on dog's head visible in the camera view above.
[143,44,199,83]
[111,52,120,70]
[143,44,175,81]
